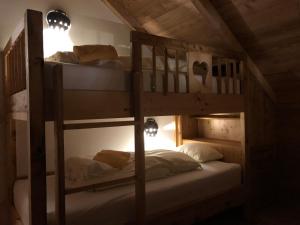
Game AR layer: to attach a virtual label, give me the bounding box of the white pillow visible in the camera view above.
[146,149,201,173]
[65,157,113,182]
[178,143,223,163]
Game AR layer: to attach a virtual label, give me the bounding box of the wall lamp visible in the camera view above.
[46,9,71,31]
[144,118,158,137]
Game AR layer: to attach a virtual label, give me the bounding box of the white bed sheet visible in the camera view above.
[14,161,241,225]
[44,63,187,93]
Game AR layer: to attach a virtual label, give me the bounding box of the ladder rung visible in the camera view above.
[65,175,136,194]
[63,121,137,130]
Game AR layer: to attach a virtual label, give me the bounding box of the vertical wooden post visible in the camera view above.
[174,50,179,93]
[132,40,146,225]
[53,65,66,225]
[186,52,190,93]
[175,116,182,146]
[240,61,244,95]
[225,59,230,94]
[151,46,156,92]
[163,48,169,95]
[217,59,222,94]
[232,60,237,94]
[24,10,47,225]
[0,50,11,225]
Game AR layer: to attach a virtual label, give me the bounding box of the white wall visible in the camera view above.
[16,116,177,176]
[0,0,131,56]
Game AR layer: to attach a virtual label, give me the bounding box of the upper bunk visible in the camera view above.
[4,10,245,121]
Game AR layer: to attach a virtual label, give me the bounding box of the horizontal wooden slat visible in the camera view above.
[143,93,244,116]
[65,176,135,195]
[63,121,136,130]
[16,171,55,180]
[11,90,245,120]
[194,114,240,120]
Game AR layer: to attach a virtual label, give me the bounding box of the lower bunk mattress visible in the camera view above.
[14,161,241,225]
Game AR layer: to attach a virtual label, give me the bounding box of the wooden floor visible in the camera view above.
[197,202,300,225]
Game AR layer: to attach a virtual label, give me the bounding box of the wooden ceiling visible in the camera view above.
[211,0,300,107]
[104,0,300,107]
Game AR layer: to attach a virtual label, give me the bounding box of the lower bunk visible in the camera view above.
[14,159,243,225]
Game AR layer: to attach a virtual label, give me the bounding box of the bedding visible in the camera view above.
[66,150,200,187]
[178,143,224,163]
[65,157,114,182]
[73,45,118,63]
[93,150,131,169]
[14,161,241,225]
[46,51,79,64]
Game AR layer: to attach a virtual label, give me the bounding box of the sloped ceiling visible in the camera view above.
[104,0,300,107]
[210,0,300,107]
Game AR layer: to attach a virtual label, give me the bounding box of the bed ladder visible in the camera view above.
[53,41,146,225]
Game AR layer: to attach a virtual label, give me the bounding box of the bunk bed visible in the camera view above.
[2,10,247,225]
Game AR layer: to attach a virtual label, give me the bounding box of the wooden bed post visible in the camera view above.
[53,64,66,225]
[24,10,47,225]
[175,115,183,146]
[132,38,146,224]
[1,49,11,225]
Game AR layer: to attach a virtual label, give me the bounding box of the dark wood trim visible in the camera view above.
[151,46,156,92]
[63,121,136,130]
[132,41,146,225]
[195,114,240,120]
[53,64,65,225]
[0,50,11,225]
[163,48,169,95]
[174,50,179,93]
[24,9,47,225]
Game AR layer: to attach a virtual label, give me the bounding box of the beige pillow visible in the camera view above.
[73,45,118,64]
[65,157,113,182]
[46,51,79,64]
[178,143,223,163]
[93,150,131,169]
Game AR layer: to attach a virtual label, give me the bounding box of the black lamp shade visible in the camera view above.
[46,10,71,31]
[144,118,158,137]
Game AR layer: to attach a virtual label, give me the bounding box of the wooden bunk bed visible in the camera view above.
[2,9,247,225]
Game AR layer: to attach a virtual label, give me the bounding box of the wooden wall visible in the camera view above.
[197,118,242,142]
[277,107,300,200]
[244,70,277,209]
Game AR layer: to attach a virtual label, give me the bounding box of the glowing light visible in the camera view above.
[43,28,74,58]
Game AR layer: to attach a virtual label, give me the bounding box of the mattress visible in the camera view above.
[44,62,187,93]
[14,161,241,225]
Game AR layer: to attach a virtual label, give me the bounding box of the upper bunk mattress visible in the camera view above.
[14,161,241,225]
[44,62,187,93]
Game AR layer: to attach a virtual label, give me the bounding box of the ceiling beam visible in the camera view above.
[192,0,276,102]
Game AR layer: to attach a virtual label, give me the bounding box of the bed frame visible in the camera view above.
[2,9,247,225]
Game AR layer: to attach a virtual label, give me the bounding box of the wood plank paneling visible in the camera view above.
[211,0,300,97]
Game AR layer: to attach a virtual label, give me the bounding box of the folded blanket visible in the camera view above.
[73,45,118,64]
[45,51,79,64]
